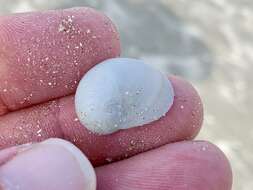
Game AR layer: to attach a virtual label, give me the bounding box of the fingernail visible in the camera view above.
[75,58,175,134]
[0,138,96,190]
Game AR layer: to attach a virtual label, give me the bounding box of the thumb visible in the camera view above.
[0,138,96,190]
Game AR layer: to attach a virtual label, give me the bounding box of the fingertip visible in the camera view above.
[168,76,204,139]
[96,140,232,190]
[165,140,233,190]
[0,7,121,111]
[42,138,97,190]
[0,138,96,190]
[193,140,233,187]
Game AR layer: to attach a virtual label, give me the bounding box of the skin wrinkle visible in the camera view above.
[0,98,8,116]
[0,48,9,115]
[55,98,68,141]
[44,101,65,140]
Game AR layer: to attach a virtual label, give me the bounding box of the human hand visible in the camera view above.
[0,8,232,190]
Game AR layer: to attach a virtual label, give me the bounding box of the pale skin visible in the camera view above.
[0,8,232,190]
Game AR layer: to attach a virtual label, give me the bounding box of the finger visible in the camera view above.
[0,7,120,114]
[0,138,96,190]
[0,77,203,166]
[96,141,232,190]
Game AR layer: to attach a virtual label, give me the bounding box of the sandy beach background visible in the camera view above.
[0,0,252,189]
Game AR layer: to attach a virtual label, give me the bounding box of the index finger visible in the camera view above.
[0,7,120,114]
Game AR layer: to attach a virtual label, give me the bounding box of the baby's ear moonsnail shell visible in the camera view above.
[75,58,174,135]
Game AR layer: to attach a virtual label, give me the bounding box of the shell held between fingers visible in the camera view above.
[75,58,174,135]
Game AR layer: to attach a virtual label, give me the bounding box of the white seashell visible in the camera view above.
[75,58,174,135]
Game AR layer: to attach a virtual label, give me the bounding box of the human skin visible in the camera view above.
[0,8,232,190]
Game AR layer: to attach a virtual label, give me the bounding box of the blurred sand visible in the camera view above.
[0,0,252,189]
